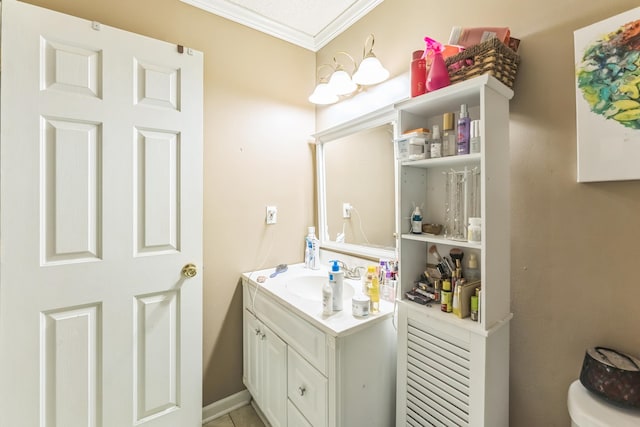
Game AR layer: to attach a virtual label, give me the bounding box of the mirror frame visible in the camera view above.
[314,105,398,260]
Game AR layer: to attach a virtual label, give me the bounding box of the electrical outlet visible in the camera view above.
[266,206,277,224]
[342,202,352,218]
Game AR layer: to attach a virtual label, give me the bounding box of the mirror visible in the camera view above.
[315,109,397,259]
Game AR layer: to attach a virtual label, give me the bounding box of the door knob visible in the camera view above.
[182,263,197,278]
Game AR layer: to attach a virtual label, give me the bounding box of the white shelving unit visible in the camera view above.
[394,75,513,427]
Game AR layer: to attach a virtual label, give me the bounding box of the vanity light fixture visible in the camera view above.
[308,64,339,105]
[328,52,358,96]
[308,34,389,105]
[352,34,389,85]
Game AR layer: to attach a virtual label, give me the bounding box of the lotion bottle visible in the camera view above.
[322,281,333,315]
[329,260,344,311]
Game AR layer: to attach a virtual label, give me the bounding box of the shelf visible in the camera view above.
[398,299,512,338]
[401,233,481,250]
[394,75,514,118]
[401,153,480,169]
[398,298,486,336]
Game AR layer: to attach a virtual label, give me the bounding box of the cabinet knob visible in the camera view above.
[260,332,266,340]
[254,328,261,336]
[298,386,306,396]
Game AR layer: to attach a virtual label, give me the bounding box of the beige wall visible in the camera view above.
[317,1,640,425]
[18,0,640,425]
[23,0,316,405]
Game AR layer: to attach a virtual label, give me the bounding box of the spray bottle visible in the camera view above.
[425,37,451,92]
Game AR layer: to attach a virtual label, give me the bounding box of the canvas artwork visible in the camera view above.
[574,7,640,182]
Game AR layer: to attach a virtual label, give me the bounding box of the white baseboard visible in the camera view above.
[201,389,252,424]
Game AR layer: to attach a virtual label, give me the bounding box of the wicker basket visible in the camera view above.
[445,37,520,88]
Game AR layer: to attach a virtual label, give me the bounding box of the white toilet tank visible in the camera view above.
[568,380,640,426]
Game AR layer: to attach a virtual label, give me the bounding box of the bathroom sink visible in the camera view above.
[285,276,355,301]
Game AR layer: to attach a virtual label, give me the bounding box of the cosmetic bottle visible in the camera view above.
[304,227,320,270]
[411,50,427,98]
[468,218,482,243]
[457,104,471,155]
[470,120,481,154]
[442,112,457,157]
[440,279,452,312]
[466,253,480,281]
[322,281,333,315]
[364,266,380,314]
[452,281,462,317]
[411,206,423,234]
[329,260,344,311]
[430,125,442,158]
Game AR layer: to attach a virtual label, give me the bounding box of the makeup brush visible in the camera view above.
[449,248,464,265]
[429,245,442,262]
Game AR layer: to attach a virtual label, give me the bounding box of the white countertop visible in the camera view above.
[242,263,395,337]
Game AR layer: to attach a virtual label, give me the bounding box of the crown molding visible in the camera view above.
[180,0,383,52]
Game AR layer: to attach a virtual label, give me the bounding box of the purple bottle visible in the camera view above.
[457,104,471,155]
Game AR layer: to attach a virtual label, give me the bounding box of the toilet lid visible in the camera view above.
[568,380,640,427]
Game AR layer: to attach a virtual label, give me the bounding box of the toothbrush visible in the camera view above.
[269,264,288,278]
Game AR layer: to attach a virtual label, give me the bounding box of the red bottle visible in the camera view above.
[411,50,426,97]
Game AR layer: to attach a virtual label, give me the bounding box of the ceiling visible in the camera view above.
[180,0,384,52]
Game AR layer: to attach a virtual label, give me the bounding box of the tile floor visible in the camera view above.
[203,404,266,427]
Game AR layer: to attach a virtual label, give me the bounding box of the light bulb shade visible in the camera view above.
[328,69,357,95]
[352,56,390,86]
[308,82,338,105]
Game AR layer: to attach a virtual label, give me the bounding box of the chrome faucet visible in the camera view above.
[335,260,365,279]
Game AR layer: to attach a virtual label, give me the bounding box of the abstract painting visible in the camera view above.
[574,7,640,182]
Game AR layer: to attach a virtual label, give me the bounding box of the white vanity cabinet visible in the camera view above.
[242,271,396,427]
[394,75,513,426]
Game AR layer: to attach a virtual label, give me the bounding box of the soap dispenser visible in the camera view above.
[329,260,344,311]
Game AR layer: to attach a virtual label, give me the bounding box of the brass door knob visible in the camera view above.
[182,263,197,278]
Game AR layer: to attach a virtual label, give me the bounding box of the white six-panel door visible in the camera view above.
[0,1,203,426]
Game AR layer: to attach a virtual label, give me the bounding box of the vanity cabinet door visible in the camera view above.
[262,325,287,427]
[243,310,262,399]
[243,310,287,427]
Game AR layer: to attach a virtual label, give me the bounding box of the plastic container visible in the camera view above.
[304,226,320,269]
[329,260,344,311]
[411,206,423,234]
[468,217,482,243]
[352,294,370,317]
[411,50,427,98]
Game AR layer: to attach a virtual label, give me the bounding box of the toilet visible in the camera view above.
[568,380,640,426]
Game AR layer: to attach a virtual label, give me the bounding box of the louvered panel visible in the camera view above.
[407,374,468,424]
[408,348,469,391]
[408,389,461,427]
[407,360,469,408]
[405,320,471,427]
[408,327,470,375]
